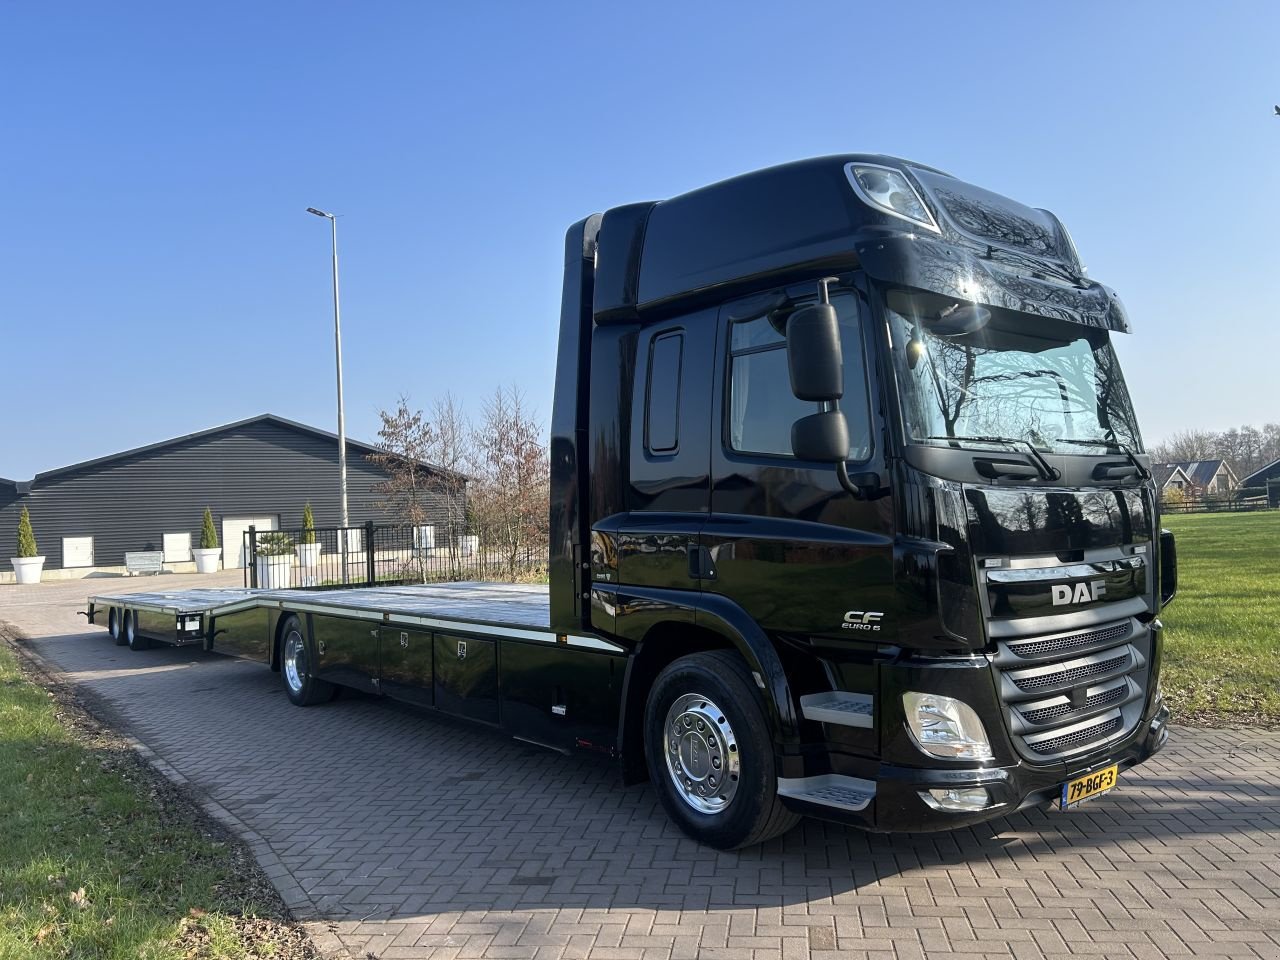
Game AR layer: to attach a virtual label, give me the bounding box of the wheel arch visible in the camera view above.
[614,588,800,785]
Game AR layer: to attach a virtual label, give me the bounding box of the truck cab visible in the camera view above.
[550,154,1176,847]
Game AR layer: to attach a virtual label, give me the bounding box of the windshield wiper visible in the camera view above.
[1052,437,1150,480]
[922,435,1059,481]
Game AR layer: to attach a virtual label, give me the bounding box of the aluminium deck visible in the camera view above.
[89,582,552,630]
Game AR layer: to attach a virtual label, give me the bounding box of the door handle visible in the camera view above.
[687,545,716,581]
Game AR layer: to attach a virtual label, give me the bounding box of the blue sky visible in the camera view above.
[2,1,1277,479]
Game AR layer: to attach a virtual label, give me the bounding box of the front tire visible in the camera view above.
[644,650,800,849]
[279,615,335,706]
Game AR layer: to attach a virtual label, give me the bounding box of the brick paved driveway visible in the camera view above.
[3,575,1279,959]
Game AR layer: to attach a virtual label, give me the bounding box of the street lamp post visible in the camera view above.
[306,207,349,535]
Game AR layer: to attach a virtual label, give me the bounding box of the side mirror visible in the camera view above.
[787,303,843,401]
[792,410,850,462]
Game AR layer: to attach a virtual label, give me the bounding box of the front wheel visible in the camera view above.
[644,650,800,849]
[279,615,335,706]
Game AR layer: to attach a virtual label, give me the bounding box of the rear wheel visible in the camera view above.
[280,615,335,706]
[109,608,125,645]
[124,611,151,651]
[644,650,800,849]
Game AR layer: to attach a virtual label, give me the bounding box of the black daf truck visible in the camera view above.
[89,154,1176,849]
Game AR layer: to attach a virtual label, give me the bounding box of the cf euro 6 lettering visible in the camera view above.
[842,611,884,631]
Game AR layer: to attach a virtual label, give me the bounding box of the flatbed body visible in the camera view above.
[87,583,626,756]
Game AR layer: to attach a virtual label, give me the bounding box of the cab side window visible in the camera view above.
[646,330,683,454]
[727,295,872,460]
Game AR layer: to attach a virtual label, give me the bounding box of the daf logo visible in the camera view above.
[1052,581,1106,606]
[842,610,884,632]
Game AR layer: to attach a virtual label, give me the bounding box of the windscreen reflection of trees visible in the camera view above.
[898,319,1140,451]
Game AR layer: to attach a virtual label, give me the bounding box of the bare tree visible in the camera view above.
[368,394,471,582]
[469,385,549,580]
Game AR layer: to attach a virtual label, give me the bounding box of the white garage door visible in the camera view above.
[221,515,278,569]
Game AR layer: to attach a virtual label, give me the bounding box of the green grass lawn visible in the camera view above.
[0,639,312,959]
[1159,510,1280,726]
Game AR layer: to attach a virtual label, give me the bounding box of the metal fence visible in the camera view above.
[242,521,545,590]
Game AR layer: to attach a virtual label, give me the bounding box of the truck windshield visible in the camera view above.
[885,303,1142,455]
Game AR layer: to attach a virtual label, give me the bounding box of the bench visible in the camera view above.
[124,551,165,576]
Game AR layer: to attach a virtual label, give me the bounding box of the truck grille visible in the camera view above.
[996,617,1147,761]
[1006,621,1129,659]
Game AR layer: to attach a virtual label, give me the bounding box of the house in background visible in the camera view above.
[1,414,461,578]
[1152,458,1239,497]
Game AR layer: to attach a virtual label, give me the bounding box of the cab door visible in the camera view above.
[616,308,715,594]
[704,281,895,638]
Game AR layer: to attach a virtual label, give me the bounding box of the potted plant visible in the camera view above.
[254,531,295,590]
[193,507,221,574]
[295,503,322,567]
[10,507,45,584]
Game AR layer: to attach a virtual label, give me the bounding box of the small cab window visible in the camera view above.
[728,295,872,460]
[646,331,683,453]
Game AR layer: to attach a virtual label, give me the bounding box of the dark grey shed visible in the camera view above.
[0,414,461,570]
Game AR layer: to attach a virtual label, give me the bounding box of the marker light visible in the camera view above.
[845,163,940,233]
[903,692,993,761]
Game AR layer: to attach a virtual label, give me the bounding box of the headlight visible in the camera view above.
[903,692,993,761]
[844,163,940,233]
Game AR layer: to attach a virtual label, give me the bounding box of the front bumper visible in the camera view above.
[779,700,1170,832]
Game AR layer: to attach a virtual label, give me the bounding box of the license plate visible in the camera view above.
[1060,764,1118,810]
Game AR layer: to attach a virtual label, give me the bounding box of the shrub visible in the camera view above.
[301,503,316,545]
[256,531,295,557]
[15,508,37,558]
[200,507,219,550]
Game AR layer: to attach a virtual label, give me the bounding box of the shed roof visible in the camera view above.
[10,414,458,487]
[1241,457,1280,487]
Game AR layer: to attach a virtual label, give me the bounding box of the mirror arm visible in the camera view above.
[836,462,885,500]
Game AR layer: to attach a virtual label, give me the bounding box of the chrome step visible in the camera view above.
[777,774,875,812]
[799,691,873,728]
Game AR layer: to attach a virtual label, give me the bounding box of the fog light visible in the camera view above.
[903,691,994,761]
[921,787,991,812]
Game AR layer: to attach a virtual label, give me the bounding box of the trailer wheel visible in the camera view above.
[124,611,151,651]
[643,650,800,849]
[109,608,126,645]
[280,615,335,706]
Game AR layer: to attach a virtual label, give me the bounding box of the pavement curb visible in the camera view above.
[4,630,357,960]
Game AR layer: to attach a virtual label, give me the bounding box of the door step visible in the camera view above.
[777,774,876,812]
[799,691,873,728]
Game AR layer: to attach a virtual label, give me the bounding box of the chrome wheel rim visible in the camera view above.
[283,630,305,694]
[663,693,740,814]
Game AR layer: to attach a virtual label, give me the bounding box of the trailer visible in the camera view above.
[87,153,1178,849]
